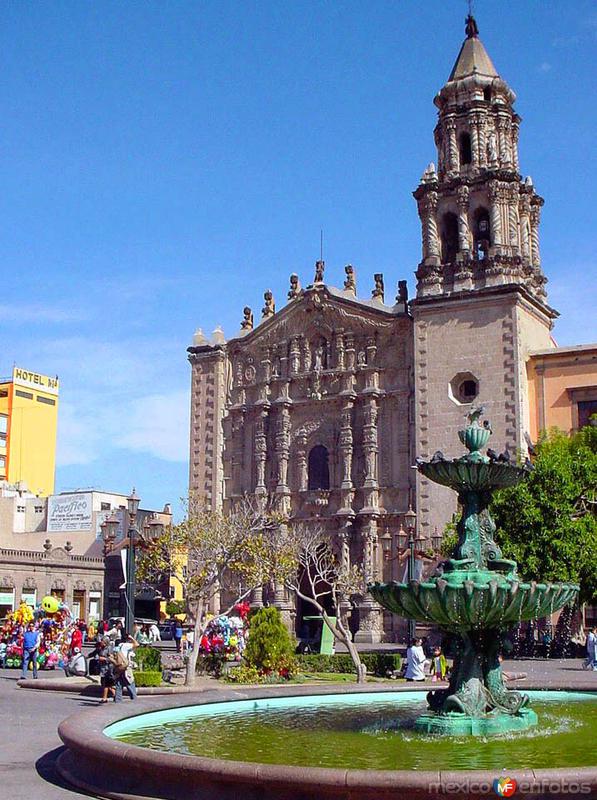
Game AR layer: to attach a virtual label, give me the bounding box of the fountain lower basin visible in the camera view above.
[57,685,597,800]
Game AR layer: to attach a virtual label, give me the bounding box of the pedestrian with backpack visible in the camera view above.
[111,636,138,702]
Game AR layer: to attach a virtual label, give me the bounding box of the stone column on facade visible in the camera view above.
[272,523,296,630]
[336,519,354,629]
[254,407,269,495]
[488,181,503,248]
[497,116,509,167]
[468,113,479,167]
[354,517,383,644]
[456,185,471,253]
[507,185,520,254]
[334,328,345,371]
[274,398,292,514]
[519,194,531,264]
[445,117,458,175]
[289,335,301,375]
[454,184,473,291]
[338,400,355,511]
[423,191,441,263]
[296,432,308,492]
[530,204,542,269]
[249,585,264,610]
[511,118,520,172]
[475,111,486,168]
[340,332,357,394]
[302,336,311,373]
[361,397,379,512]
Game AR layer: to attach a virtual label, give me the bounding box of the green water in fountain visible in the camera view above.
[368,408,579,735]
[108,691,597,770]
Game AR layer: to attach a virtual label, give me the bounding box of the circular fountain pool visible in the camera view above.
[57,685,597,800]
[106,690,596,771]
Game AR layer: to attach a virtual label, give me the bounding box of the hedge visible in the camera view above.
[135,646,162,672]
[133,670,162,687]
[297,652,401,676]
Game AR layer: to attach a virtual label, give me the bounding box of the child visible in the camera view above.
[430,646,447,682]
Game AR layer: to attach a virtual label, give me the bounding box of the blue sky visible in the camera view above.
[1,1,595,513]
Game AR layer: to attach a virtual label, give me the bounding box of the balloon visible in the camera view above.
[41,596,60,615]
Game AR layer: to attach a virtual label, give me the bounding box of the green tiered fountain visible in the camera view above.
[369,408,579,736]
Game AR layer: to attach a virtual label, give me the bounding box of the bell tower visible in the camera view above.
[411,16,557,540]
[415,14,546,299]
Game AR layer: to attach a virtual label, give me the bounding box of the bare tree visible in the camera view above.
[284,523,367,683]
[137,496,284,685]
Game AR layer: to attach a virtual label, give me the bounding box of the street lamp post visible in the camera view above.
[100,489,164,637]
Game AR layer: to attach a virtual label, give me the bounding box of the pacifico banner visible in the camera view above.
[12,366,59,396]
[48,492,93,532]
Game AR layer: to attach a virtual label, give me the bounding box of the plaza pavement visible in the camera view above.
[1,659,594,800]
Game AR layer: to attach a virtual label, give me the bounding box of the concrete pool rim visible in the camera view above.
[57,682,597,800]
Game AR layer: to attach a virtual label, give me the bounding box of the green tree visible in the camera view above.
[243,607,296,675]
[491,426,597,604]
[136,496,289,685]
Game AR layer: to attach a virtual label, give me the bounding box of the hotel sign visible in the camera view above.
[13,367,59,396]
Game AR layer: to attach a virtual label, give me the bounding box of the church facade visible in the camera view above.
[187,18,563,642]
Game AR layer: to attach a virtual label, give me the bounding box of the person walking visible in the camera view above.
[113,636,138,702]
[585,627,597,670]
[405,637,428,682]
[149,623,161,643]
[90,637,116,703]
[174,620,183,653]
[20,623,40,679]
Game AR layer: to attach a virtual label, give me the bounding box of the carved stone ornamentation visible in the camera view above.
[343,264,356,294]
[262,290,275,319]
[314,260,325,284]
[240,307,254,331]
[288,273,301,300]
[371,274,384,302]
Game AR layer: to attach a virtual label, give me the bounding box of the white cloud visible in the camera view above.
[44,335,190,468]
[538,62,552,73]
[0,303,87,323]
[119,391,190,463]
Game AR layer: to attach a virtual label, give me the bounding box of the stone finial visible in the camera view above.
[64,541,73,553]
[372,273,384,302]
[211,326,226,345]
[192,328,208,346]
[43,538,52,552]
[344,264,357,294]
[262,290,275,319]
[287,273,301,300]
[525,176,534,187]
[421,162,437,184]
[314,260,325,284]
[240,307,253,331]
[396,280,408,303]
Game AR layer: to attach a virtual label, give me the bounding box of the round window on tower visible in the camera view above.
[448,372,480,406]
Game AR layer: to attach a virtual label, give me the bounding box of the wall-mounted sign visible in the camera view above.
[48,493,92,532]
[13,366,59,396]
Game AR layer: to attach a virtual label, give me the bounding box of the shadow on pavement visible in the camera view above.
[35,746,95,797]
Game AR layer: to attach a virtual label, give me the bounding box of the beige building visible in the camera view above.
[0,485,171,621]
[187,17,596,642]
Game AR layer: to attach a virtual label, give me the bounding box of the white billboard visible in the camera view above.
[48,492,93,532]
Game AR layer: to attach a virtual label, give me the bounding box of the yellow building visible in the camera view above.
[0,367,59,496]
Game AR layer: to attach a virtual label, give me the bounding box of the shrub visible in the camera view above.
[244,607,297,676]
[296,652,401,676]
[224,665,264,684]
[135,646,162,672]
[133,670,162,687]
